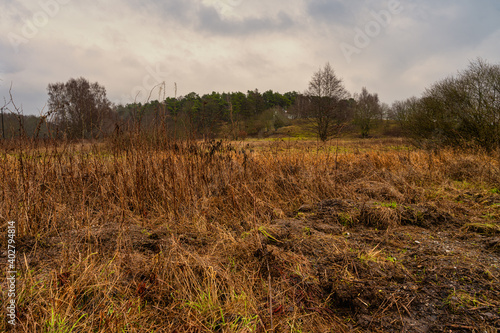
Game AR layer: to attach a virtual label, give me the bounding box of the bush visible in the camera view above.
[395,59,500,151]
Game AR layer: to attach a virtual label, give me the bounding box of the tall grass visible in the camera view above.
[1,135,499,332]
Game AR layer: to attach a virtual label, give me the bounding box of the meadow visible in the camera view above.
[1,135,499,332]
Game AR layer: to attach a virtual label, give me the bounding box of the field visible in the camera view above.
[1,136,499,332]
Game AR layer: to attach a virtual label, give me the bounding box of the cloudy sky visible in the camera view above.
[1,0,499,115]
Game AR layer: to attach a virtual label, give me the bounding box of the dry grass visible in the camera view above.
[1,136,499,332]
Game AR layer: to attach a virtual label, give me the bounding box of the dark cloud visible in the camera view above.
[125,0,294,35]
[197,5,294,36]
[125,0,190,16]
[307,0,355,25]
[146,0,193,22]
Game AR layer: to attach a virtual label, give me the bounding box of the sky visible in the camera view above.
[1,0,499,115]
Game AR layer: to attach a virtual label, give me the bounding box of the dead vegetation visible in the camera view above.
[1,137,499,332]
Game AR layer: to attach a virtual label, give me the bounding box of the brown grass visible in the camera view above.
[1,137,499,332]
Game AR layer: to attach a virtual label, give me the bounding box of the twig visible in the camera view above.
[267,260,273,332]
[445,324,476,330]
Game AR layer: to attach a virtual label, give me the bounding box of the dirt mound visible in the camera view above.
[256,198,500,332]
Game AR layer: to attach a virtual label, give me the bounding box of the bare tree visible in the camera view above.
[47,77,113,139]
[394,58,500,150]
[456,58,500,149]
[306,63,350,141]
[354,87,382,138]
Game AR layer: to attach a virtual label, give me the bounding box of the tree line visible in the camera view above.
[2,58,499,151]
[1,68,385,141]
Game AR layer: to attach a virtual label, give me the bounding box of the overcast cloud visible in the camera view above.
[0,0,499,115]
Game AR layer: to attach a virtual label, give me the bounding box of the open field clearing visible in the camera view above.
[1,138,499,332]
